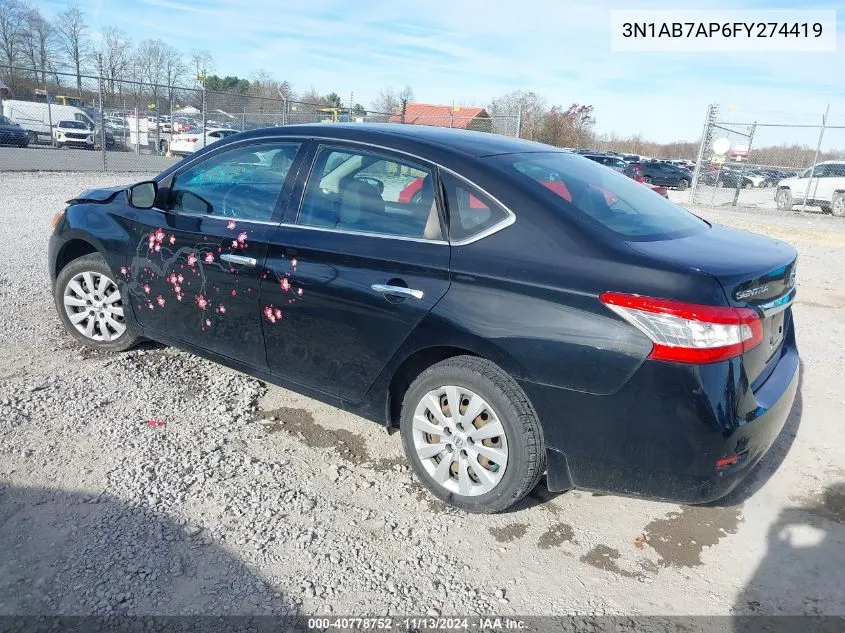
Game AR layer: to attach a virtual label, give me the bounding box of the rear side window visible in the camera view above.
[496,152,707,240]
[440,172,509,242]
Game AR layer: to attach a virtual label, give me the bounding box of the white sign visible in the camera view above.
[712,137,731,155]
[731,144,750,156]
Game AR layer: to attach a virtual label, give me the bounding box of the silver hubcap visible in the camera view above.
[63,271,126,342]
[412,386,509,497]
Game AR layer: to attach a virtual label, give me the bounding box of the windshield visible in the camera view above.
[59,120,89,130]
[490,152,708,240]
[0,116,12,125]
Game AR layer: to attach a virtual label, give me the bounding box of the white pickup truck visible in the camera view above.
[776,160,845,216]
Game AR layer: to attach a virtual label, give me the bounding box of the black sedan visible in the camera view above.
[0,115,29,147]
[48,124,799,513]
[640,160,693,189]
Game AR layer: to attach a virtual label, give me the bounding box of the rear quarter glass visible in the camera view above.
[488,152,708,241]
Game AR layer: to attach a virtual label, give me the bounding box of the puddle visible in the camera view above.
[537,522,574,549]
[580,545,638,578]
[489,523,528,543]
[257,407,370,464]
[642,506,743,568]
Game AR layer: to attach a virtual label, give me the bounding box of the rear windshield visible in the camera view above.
[490,152,708,240]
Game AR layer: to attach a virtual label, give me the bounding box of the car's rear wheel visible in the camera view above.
[54,253,139,352]
[27,131,38,144]
[831,193,845,217]
[642,176,652,184]
[399,356,545,513]
[776,188,793,212]
[677,179,689,191]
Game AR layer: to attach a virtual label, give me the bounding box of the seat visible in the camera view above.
[339,179,385,231]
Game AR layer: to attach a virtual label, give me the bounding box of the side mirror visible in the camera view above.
[126,181,158,209]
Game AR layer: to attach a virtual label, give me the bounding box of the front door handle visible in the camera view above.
[371,284,424,300]
[220,254,257,267]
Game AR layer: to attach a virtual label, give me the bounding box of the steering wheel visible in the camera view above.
[221,184,266,219]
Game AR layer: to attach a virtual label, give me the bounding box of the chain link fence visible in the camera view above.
[689,105,845,213]
[0,65,519,172]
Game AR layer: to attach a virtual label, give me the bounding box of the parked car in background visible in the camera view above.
[583,154,628,173]
[775,160,845,216]
[53,120,94,149]
[2,99,95,144]
[0,115,29,147]
[640,160,693,190]
[699,166,756,190]
[169,127,240,156]
[158,115,172,133]
[48,123,800,514]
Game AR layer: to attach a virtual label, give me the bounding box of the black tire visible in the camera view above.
[54,253,140,353]
[677,179,689,191]
[776,188,793,212]
[27,131,38,144]
[56,142,64,149]
[642,176,652,184]
[399,356,545,513]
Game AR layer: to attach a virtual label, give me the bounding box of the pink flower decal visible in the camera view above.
[168,273,178,284]
[168,235,176,245]
[280,278,291,292]
[226,220,236,230]
[237,231,248,244]
[187,253,198,267]
[217,305,226,314]
[263,306,276,323]
[177,274,184,283]
[154,244,161,252]
[196,295,208,310]
[147,302,154,310]
[205,319,211,327]
[231,289,237,296]
[232,240,239,248]
[120,266,128,275]
[143,284,150,294]
[154,228,165,242]
[156,294,166,307]
[274,308,282,319]
[204,252,214,264]
[290,258,298,269]
[297,288,303,297]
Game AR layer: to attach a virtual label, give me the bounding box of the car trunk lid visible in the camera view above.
[627,224,797,383]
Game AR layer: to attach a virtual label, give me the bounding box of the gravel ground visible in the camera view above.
[1,172,844,618]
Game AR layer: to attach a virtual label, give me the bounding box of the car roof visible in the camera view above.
[238,123,564,158]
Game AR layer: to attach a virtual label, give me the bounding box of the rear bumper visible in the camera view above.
[520,318,799,504]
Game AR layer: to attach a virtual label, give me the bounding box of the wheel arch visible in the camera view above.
[53,237,100,279]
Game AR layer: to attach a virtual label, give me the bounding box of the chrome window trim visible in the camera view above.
[161,210,283,227]
[161,132,518,246]
[274,221,449,246]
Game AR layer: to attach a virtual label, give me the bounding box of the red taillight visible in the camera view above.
[634,176,645,183]
[599,292,763,364]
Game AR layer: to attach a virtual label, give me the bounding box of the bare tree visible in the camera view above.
[488,90,546,140]
[135,38,168,107]
[22,8,55,83]
[95,26,132,94]
[398,84,414,104]
[371,86,399,113]
[54,5,89,97]
[190,48,214,81]
[0,0,27,88]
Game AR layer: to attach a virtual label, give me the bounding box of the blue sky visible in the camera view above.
[37,0,844,144]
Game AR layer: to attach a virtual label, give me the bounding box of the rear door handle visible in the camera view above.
[220,254,257,267]
[371,284,424,300]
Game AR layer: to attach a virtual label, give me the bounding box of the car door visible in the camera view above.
[260,142,450,401]
[791,168,812,200]
[126,139,304,366]
[809,164,834,203]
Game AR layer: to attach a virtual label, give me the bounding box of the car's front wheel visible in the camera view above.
[54,253,140,352]
[832,193,845,217]
[400,356,545,513]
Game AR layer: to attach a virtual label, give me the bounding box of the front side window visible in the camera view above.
[168,142,300,221]
[494,152,708,240]
[297,146,442,240]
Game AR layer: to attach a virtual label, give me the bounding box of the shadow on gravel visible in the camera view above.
[0,483,297,616]
[733,481,845,620]
[706,360,804,508]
